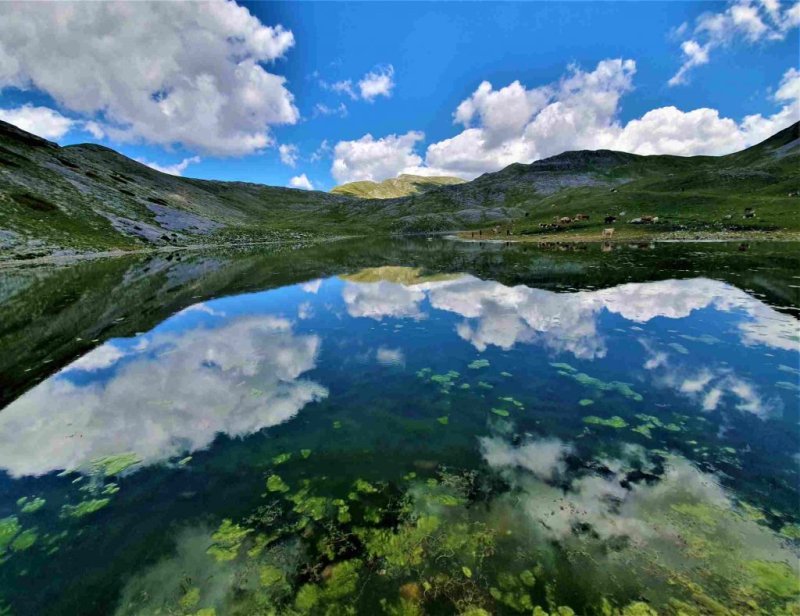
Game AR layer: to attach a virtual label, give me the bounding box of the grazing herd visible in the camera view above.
[482,205,762,240]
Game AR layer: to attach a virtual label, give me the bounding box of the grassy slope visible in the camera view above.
[331,174,466,198]
[0,120,798,258]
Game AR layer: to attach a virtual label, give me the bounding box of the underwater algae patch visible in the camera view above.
[106,440,799,616]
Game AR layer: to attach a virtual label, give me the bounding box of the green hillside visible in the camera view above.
[331,174,465,198]
[0,119,797,259]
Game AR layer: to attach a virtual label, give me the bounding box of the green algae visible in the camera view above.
[550,362,576,372]
[178,456,193,466]
[0,517,21,556]
[437,416,449,425]
[578,398,594,406]
[10,529,37,552]
[467,359,490,369]
[206,519,251,562]
[89,452,141,476]
[558,368,643,401]
[179,586,201,610]
[668,342,690,354]
[332,420,342,429]
[490,408,510,417]
[354,478,379,494]
[583,415,628,429]
[779,523,800,540]
[746,560,800,598]
[500,371,513,377]
[61,498,110,519]
[18,497,45,514]
[477,381,493,390]
[294,559,362,613]
[301,449,312,459]
[499,396,523,408]
[266,474,290,493]
[272,452,292,465]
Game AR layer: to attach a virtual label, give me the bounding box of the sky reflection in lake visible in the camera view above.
[0,263,797,615]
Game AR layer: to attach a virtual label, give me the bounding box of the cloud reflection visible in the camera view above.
[0,315,327,477]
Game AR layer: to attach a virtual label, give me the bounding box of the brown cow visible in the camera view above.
[602,228,614,238]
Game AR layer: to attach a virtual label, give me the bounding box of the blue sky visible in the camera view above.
[0,1,797,191]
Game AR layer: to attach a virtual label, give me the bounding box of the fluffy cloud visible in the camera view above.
[313,102,348,118]
[331,131,425,183]
[669,0,800,86]
[340,272,799,370]
[0,314,327,477]
[480,436,573,481]
[289,173,314,190]
[0,1,298,156]
[333,59,799,181]
[136,155,201,177]
[279,143,299,167]
[320,64,395,102]
[0,104,75,139]
[358,65,395,101]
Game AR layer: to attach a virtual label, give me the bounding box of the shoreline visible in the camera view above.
[454,228,800,244]
[0,234,360,269]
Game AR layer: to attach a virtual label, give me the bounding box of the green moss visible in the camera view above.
[266,474,290,493]
[583,415,628,429]
[207,519,251,562]
[746,560,800,598]
[61,498,110,519]
[468,359,490,369]
[19,497,45,514]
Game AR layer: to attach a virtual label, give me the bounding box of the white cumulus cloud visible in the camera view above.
[331,131,425,183]
[332,60,799,181]
[669,0,800,86]
[279,143,299,167]
[136,156,201,177]
[0,104,75,139]
[0,1,298,156]
[289,173,314,190]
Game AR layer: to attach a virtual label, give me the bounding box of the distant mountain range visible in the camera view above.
[0,119,797,259]
[331,174,465,198]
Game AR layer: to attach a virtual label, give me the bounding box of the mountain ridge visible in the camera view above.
[0,119,797,259]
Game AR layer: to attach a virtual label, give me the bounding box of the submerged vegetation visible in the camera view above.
[0,241,797,615]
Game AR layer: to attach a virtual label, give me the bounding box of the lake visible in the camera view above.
[0,238,798,615]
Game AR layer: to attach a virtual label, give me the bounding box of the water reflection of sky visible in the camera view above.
[0,271,797,480]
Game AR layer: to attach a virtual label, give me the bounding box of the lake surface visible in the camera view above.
[0,238,798,615]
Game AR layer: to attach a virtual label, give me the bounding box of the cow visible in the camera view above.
[743,210,756,219]
[559,216,572,224]
[604,215,616,224]
[575,214,590,221]
[602,228,615,238]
